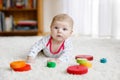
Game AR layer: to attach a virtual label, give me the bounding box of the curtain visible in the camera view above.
[43,0,120,39]
[62,0,120,39]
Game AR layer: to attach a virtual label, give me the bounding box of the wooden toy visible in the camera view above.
[76,58,87,64]
[47,61,56,68]
[10,60,31,72]
[10,60,26,69]
[81,61,92,68]
[100,58,107,63]
[67,65,88,75]
[13,64,31,71]
[75,55,93,61]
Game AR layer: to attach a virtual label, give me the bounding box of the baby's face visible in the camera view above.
[51,21,72,42]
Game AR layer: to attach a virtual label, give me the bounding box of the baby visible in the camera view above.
[27,13,74,63]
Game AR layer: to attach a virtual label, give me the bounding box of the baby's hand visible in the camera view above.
[26,56,35,63]
[47,59,54,62]
[47,58,61,63]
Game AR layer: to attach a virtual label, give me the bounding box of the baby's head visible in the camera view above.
[50,14,74,42]
[50,14,73,29]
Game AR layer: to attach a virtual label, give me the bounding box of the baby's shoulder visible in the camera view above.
[64,37,72,45]
[40,35,51,42]
[42,35,50,40]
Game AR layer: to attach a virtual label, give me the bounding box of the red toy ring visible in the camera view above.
[67,65,88,75]
[75,55,93,61]
[13,64,31,72]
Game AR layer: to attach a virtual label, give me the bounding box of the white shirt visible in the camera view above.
[28,35,73,62]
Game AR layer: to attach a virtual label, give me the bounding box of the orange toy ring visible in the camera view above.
[10,60,26,69]
[13,64,31,72]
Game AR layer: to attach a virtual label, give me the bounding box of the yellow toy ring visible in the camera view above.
[81,61,92,68]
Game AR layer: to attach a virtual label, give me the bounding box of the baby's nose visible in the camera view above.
[58,29,62,32]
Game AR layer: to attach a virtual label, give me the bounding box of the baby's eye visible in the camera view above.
[54,26,58,29]
[63,28,67,31]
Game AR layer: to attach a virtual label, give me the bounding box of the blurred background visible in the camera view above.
[43,0,120,39]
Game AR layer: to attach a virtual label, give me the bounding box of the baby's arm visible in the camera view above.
[27,56,35,63]
[27,37,46,63]
[47,58,61,63]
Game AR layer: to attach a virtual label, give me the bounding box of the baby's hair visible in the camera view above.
[51,14,73,29]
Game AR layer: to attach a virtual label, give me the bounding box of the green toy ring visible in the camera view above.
[47,62,56,68]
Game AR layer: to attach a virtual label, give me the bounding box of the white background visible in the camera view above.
[43,0,120,39]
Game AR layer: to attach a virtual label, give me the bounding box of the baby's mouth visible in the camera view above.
[57,35,62,37]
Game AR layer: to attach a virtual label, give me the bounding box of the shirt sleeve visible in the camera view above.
[28,36,50,58]
[58,38,73,62]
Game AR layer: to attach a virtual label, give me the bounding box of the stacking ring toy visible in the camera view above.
[100,58,107,63]
[47,62,56,68]
[76,58,87,65]
[10,61,26,69]
[75,55,93,61]
[13,64,31,71]
[81,61,92,68]
[10,60,31,72]
[67,65,88,75]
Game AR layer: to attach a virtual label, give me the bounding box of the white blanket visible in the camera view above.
[0,36,120,80]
